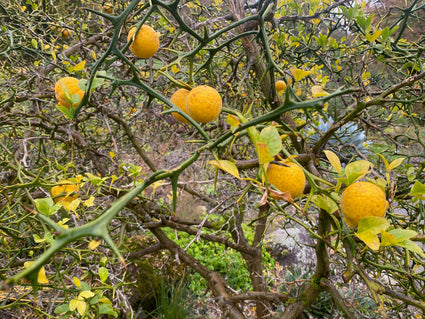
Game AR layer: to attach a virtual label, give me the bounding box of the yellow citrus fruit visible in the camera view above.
[170,88,190,124]
[266,161,306,198]
[51,181,79,205]
[275,80,287,92]
[185,85,222,123]
[340,181,389,227]
[54,77,84,109]
[127,25,160,59]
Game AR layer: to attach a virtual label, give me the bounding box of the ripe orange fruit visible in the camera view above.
[340,181,389,227]
[127,25,160,59]
[266,161,306,198]
[185,85,222,123]
[275,80,287,93]
[170,88,190,124]
[54,77,84,109]
[51,181,79,205]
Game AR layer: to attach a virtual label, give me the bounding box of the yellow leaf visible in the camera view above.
[388,157,405,171]
[171,64,180,74]
[377,153,390,172]
[69,299,78,311]
[226,114,240,130]
[88,239,102,250]
[365,30,382,43]
[37,266,49,284]
[62,198,81,211]
[311,85,328,97]
[290,67,312,82]
[23,262,49,284]
[84,196,95,207]
[209,159,240,178]
[323,150,342,175]
[57,218,69,229]
[33,234,46,243]
[380,230,397,247]
[99,297,112,304]
[73,276,81,289]
[256,142,274,164]
[73,60,86,72]
[76,300,87,316]
[79,290,95,299]
[109,151,116,159]
[69,175,84,184]
[355,231,380,250]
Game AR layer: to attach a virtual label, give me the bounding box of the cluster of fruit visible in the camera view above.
[54,24,160,110]
[53,24,388,230]
[54,24,223,124]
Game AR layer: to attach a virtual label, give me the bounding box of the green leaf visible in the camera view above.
[258,125,282,157]
[54,304,70,314]
[35,198,62,216]
[256,142,274,164]
[311,193,339,214]
[343,160,371,184]
[89,293,102,305]
[409,181,425,199]
[98,303,118,317]
[71,93,82,106]
[357,216,390,235]
[31,38,38,49]
[323,150,342,175]
[85,172,106,186]
[34,198,51,215]
[78,73,105,93]
[387,229,417,242]
[56,104,76,119]
[208,160,240,178]
[381,26,398,42]
[356,14,373,33]
[98,267,108,283]
[341,6,358,21]
[356,231,380,250]
[398,240,425,257]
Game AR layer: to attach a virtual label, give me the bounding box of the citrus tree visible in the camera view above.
[1,0,425,318]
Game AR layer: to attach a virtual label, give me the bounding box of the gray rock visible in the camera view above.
[265,228,316,270]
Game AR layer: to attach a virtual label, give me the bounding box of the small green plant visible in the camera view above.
[164,222,275,296]
[150,279,192,319]
[54,270,118,318]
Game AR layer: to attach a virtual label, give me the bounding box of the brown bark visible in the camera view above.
[280,210,331,319]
